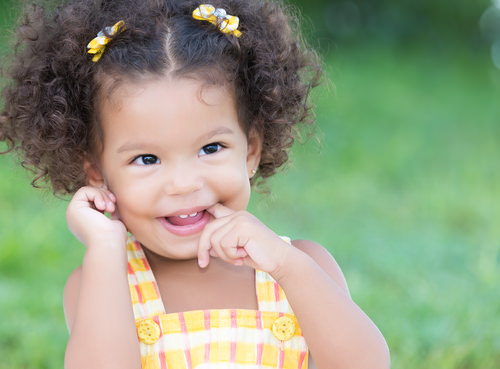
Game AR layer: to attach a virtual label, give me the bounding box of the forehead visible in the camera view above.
[117,81,232,112]
[96,74,242,144]
[97,67,235,108]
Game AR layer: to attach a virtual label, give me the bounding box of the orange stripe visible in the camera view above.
[256,310,263,365]
[278,345,285,369]
[274,281,281,303]
[298,350,307,368]
[230,309,237,363]
[203,310,211,364]
[178,312,192,369]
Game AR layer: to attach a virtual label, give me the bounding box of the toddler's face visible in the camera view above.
[88,75,261,260]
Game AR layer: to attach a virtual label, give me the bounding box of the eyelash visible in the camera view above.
[131,143,226,165]
[199,142,226,156]
[132,154,160,165]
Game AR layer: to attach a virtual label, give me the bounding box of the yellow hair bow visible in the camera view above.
[193,4,242,37]
[87,20,125,62]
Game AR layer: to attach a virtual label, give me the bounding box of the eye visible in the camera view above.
[132,154,160,165]
[199,143,223,156]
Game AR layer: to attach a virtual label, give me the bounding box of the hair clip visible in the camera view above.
[193,4,242,37]
[87,20,125,62]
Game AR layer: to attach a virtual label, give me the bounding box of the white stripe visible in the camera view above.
[155,328,306,350]
[257,300,294,313]
[132,299,164,317]
[128,269,154,284]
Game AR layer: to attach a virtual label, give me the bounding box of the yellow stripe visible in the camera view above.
[138,281,159,303]
[129,284,139,305]
[129,257,148,272]
[127,239,139,251]
[165,349,187,369]
[235,342,258,364]
[262,343,279,366]
[190,344,206,367]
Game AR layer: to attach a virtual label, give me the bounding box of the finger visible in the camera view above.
[79,188,107,212]
[198,223,214,268]
[94,189,116,213]
[229,248,248,266]
[101,189,117,213]
[198,246,210,268]
[234,247,249,259]
[103,188,117,203]
[199,220,231,267]
[206,203,235,219]
[197,213,234,268]
[109,206,121,221]
[208,225,249,265]
[74,186,115,214]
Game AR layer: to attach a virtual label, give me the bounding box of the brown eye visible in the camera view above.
[133,154,160,165]
[199,143,222,156]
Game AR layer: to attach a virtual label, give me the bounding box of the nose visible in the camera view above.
[162,162,203,196]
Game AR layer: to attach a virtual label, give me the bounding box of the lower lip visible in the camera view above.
[158,210,210,237]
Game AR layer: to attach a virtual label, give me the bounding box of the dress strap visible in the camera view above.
[126,236,166,319]
[127,235,296,317]
[255,236,295,314]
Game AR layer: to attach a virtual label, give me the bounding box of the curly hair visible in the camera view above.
[0,0,321,194]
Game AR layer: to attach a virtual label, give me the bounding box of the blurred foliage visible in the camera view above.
[2,1,500,369]
[292,0,491,49]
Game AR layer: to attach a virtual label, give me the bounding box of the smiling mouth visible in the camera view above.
[166,211,205,226]
[159,209,210,236]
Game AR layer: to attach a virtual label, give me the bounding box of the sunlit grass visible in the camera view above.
[250,43,500,368]
[1,39,500,368]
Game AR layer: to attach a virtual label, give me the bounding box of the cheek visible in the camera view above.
[213,167,251,210]
[108,179,151,219]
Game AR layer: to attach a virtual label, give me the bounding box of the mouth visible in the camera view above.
[158,209,211,237]
[166,211,205,226]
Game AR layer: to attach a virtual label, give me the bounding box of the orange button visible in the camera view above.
[272,316,296,341]
[136,319,161,344]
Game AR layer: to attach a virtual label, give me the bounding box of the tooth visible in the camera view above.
[189,212,198,217]
[179,214,188,219]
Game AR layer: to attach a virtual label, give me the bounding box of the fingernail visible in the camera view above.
[198,257,207,268]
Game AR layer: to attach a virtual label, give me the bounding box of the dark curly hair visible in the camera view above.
[0,0,321,194]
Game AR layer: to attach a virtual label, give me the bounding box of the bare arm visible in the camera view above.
[276,240,390,369]
[63,186,141,369]
[198,204,390,369]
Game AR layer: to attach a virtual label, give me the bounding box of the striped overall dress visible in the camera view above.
[126,237,309,369]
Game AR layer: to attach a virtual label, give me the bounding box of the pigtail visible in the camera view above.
[0,0,321,194]
[230,0,322,183]
[1,1,96,193]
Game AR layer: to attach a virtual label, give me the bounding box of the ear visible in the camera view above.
[246,128,263,178]
[83,156,105,188]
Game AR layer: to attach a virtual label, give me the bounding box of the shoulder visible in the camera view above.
[63,265,83,333]
[291,239,350,297]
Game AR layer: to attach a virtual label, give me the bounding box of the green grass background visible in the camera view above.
[1,2,500,369]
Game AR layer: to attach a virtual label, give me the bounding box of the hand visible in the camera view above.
[66,186,127,249]
[198,203,291,274]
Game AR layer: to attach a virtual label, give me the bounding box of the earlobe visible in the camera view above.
[246,129,263,178]
[83,157,105,188]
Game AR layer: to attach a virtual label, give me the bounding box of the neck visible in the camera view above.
[141,245,258,313]
[143,246,242,276]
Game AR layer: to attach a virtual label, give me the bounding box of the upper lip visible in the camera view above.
[163,205,210,218]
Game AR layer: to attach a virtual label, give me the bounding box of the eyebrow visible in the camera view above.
[117,142,152,154]
[203,126,235,140]
[116,126,236,153]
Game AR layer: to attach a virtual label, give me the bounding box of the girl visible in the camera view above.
[0,0,390,368]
